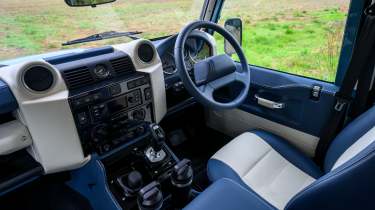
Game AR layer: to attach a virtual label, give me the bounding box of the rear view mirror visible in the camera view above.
[224,18,243,56]
[65,0,116,7]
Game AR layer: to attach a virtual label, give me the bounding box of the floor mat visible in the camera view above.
[0,177,93,210]
[167,127,230,191]
[160,104,230,191]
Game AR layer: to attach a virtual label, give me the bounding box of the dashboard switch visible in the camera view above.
[77,112,89,126]
[144,88,152,100]
[110,84,122,96]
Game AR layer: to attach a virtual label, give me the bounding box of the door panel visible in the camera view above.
[243,65,338,137]
[206,65,339,156]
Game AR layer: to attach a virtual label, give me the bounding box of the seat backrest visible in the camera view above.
[285,106,375,210]
[324,106,375,172]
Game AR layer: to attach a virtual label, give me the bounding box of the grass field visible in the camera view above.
[216,4,349,81]
[0,0,204,59]
[0,0,350,82]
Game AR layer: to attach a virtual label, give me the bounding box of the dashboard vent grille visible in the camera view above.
[63,66,94,89]
[110,56,135,76]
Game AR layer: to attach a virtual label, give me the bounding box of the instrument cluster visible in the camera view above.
[161,37,213,76]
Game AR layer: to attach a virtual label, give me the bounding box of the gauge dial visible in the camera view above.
[94,65,110,79]
[162,53,177,75]
[184,49,194,71]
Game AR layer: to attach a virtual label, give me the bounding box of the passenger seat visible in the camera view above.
[184,106,375,210]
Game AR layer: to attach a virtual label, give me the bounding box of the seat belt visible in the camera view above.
[315,3,375,165]
[350,51,375,118]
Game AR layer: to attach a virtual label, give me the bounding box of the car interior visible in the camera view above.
[0,0,374,210]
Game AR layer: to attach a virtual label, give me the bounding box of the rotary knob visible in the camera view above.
[91,123,109,142]
[132,109,145,120]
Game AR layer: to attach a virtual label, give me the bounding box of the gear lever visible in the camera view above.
[171,159,193,207]
[117,170,143,197]
[150,124,165,151]
[137,181,163,210]
[145,124,167,163]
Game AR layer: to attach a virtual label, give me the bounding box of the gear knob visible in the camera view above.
[127,171,143,190]
[137,181,163,210]
[149,124,165,152]
[117,170,143,197]
[171,159,193,207]
[171,159,193,186]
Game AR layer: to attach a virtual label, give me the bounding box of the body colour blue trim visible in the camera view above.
[0,80,18,114]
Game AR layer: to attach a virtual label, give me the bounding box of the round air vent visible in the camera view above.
[23,66,55,92]
[137,42,155,63]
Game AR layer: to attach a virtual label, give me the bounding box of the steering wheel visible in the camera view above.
[174,20,250,109]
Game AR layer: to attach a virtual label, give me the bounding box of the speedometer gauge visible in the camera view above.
[184,52,194,71]
[162,53,177,75]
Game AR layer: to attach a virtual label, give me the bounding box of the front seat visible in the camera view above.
[205,106,375,210]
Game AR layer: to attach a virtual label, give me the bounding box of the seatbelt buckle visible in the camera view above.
[334,98,349,112]
[365,3,375,16]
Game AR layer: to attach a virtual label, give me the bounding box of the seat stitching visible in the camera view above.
[267,161,289,188]
[241,147,272,177]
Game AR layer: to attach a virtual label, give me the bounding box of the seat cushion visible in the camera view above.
[208,131,322,209]
[183,178,276,210]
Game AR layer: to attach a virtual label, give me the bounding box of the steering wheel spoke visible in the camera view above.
[198,84,215,101]
[234,71,249,86]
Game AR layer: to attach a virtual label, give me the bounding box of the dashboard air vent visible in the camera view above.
[110,56,135,76]
[63,66,94,90]
[137,42,155,63]
[23,65,55,92]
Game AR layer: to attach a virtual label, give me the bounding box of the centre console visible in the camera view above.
[67,66,194,209]
[62,43,194,209]
[101,123,194,210]
[69,73,154,156]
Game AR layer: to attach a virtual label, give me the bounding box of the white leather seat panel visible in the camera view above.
[332,126,375,170]
[212,132,315,209]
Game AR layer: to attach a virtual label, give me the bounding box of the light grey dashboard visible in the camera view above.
[0,30,217,174]
[0,39,167,174]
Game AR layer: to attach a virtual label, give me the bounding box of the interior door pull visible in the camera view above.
[255,95,285,109]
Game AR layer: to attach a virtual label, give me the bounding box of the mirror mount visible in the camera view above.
[65,0,116,7]
[224,18,243,56]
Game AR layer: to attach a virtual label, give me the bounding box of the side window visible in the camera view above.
[217,0,351,82]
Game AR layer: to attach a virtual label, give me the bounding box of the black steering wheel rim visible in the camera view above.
[174,20,250,109]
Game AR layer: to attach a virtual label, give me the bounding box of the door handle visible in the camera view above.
[255,95,285,109]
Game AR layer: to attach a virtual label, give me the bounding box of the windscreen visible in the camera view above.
[0,0,204,61]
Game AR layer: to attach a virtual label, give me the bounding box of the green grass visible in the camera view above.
[0,0,203,59]
[215,8,347,82]
[0,13,65,52]
[0,0,349,82]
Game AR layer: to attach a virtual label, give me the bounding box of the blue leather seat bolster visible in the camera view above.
[183,178,277,210]
[252,130,323,178]
[207,159,250,190]
[207,159,284,209]
[286,142,375,210]
[324,106,375,172]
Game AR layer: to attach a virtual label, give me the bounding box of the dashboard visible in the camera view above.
[0,39,166,174]
[0,31,216,179]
